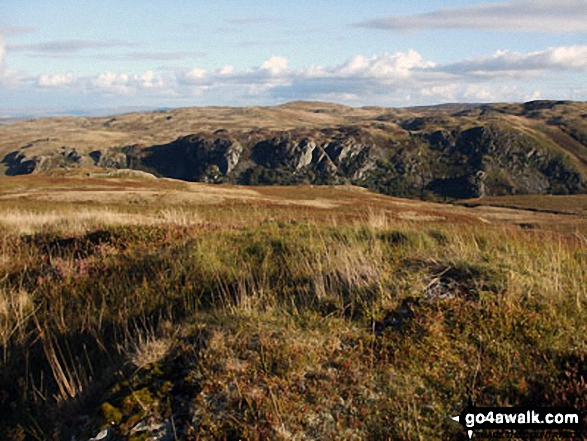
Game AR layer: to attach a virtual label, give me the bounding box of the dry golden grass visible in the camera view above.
[0,209,138,235]
[0,207,210,235]
[0,288,33,358]
[2,174,587,236]
[128,333,173,370]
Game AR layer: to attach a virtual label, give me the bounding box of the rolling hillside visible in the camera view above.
[2,100,587,200]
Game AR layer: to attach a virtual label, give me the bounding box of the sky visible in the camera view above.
[1,0,586,115]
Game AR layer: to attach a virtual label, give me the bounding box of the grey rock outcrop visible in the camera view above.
[3,100,587,200]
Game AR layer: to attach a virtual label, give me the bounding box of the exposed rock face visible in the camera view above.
[2,151,36,175]
[3,147,95,175]
[373,124,587,198]
[2,100,587,200]
[89,150,129,168]
[296,139,316,169]
[125,127,389,187]
[126,124,586,197]
[139,134,243,182]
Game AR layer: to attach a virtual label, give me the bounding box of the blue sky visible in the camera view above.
[1,0,586,114]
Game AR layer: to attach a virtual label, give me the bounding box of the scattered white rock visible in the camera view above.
[88,427,111,441]
[130,420,174,441]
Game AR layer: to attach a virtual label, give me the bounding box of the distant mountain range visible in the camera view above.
[2,100,587,200]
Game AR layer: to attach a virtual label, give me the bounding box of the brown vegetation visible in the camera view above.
[0,175,586,439]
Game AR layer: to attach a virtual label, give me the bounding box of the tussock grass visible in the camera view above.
[0,288,33,362]
[126,322,175,370]
[0,214,585,439]
[0,207,205,235]
[0,209,140,235]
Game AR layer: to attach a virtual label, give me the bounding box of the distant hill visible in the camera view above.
[1,100,587,200]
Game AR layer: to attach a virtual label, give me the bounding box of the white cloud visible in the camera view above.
[439,45,587,77]
[137,70,169,90]
[88,71,173,95]
[219,65,234,75]
[37,72,77,87]
[2,47,586,107]
[261,56,288,75]
[544,46,587,69]
[331,51,434,78]
[91,72,132,95]
[0,37,24,88]
[421,85,459,101]
[177,68,207,85]
[463,85,504,101]
[354,0,587,33]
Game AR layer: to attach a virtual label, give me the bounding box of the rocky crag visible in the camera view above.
[2,100,587,199]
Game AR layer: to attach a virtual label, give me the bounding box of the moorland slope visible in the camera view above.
[0,176,586,440]
[2,100,587,199]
